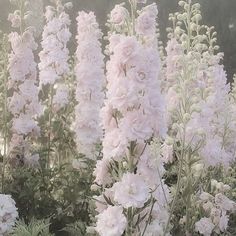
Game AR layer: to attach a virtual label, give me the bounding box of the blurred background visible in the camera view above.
[0,0,236,81]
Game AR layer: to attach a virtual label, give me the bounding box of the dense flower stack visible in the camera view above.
[8,1,42,166]
[39,0,71,87]
[74,11,104,159]
[93,1,170,235]
[162,0,236,235]
[0,194,18,234]
[38,0,72,165]
[39,0,71,107]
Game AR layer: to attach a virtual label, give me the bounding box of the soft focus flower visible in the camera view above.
[195,217,215,236]
[75,11,104,159]
[135,3,158,36]
[8,13,21,28]
[8,28,41,159]
[53,84,69,111]
[24,153,40,168]
[39,4,71,86]
[93,159,112,186]
[12,114,40,135]
[96,206,127,236]
[214,193,235,211]
[113,173,150,208]
[0,194,18,234]
[144,220,164,236]
[110,4,128,25]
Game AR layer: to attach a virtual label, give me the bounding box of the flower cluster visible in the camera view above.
[74,11,104,158]
[135,3,159,46]
[39,2,71,87]
[0,194,18,234]
[195,191,236,235]
[161,0,236,234]
[8,4,42,163]
[93,2,170,235]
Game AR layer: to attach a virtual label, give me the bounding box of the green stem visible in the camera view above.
[163,126,186,236]
[18,0,25,36]
[47,85,53,168]
[126,207,134,236]
[186,0,192,52]
[141,198,156,236]
[185,151,192,234]
[129,0,137,36]
[1,38,9,193]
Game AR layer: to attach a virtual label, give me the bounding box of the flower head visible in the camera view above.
[96,206,127,236]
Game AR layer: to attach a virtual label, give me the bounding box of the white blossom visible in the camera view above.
[0,194,18,234]
[113,173,150,208]
[195,217,215,236]
[96,206,127,236]
[39,4,71,86]
[75,11,104,158]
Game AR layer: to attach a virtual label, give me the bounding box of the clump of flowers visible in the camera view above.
[38,0,72,166]
[195,189,236,235]
[74,11,104,159]
[8,0,42,166]
[93,1,170,235]
[161,0,236,235]
[0,194,18,234]
[39,0,71,87]
[96,206,127,236]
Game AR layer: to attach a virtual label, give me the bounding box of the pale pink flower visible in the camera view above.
[96,206,127,236]
[8,13,21,28]
[12,114,40,136]
[93,159,112,186]
[195,217,215,236]
[113,173,150,208]
[75,11,104,158]
[110,4,129,25]
[0,194,18,234]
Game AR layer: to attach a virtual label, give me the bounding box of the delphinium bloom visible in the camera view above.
[0,194,18,235]
[8,3,42,166]
[74,11,104,159]
[194,185,236,235]
[38,0,71,165]
[39,0,72,114]
[96,206,127,236]
[39,1,71,87]
[94,1,169,235]
[161,0,236,235]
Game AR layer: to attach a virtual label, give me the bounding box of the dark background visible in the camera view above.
[0,0,236,82]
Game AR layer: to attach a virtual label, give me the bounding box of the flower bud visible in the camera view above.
[183,113,191,122]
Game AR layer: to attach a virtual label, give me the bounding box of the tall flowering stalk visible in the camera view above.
[74,11,104,160]
[93,1,170,235]
[162,0,236,235]
[39,0,71,166]
[7,0,42,168]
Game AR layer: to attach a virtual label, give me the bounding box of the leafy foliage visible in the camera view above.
[62,221,87,236]
[5,161,94,234]
[10,218,53,236]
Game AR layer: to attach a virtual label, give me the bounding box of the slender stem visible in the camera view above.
[126,207,134,236]
[47,85,53,168]
[141,198,156,236]
[18,0,24,36]
[1,38,9,193]
[186,0,192,52]
[185,151,192,234]
[129,0,137,36]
